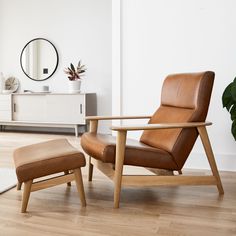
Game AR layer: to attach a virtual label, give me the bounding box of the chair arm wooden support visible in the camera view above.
[86,115,152,121]
[88,115,152,133]
[111,122,212,131]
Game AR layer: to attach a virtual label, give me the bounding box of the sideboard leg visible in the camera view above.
[74,125,78,137]
[85,123,89,132]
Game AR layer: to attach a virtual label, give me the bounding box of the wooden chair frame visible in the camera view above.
[18,168,86,213]
[86,116,224,208]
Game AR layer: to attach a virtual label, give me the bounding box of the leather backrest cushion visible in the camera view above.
[140,71,214,169]
[140,106,196,152]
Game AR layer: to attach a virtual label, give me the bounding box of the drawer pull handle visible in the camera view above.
[80,104,83,114]
[13,103,16,112]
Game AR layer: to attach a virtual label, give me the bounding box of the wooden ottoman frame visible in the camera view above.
[13,139,86,213]
[18,169,86,213]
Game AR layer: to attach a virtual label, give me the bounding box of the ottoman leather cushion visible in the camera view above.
[13,139,86,182]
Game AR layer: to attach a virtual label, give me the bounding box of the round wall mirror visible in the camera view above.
[20,38,59,81]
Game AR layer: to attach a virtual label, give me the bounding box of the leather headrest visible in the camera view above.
[161,71,215,109]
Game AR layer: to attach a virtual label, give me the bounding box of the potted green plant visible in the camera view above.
[222,78,236,140]
[64,60,86,93]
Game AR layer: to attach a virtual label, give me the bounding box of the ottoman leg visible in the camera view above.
[74,168,86,207]
[17,182,22,190]
[64,171,71,186]
[21,180,33,213]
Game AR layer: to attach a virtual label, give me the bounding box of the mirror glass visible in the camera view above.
[20,38,59,81]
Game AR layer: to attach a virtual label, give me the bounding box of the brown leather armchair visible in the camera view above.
[81,71,224,208]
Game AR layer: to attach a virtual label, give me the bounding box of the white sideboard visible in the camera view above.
[0,93,96,136]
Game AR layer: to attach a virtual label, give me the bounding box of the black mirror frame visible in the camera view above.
[20,38,59,81]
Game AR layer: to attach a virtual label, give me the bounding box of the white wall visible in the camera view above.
[116,0,236,171]
[0,0,112,133]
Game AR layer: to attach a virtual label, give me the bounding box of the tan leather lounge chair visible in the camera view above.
[81,71,224,208]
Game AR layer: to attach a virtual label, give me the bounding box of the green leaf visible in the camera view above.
[222,82,233,110]
[68,67,73,73]
[230,104,236,120]
[70,63,75,72]
[64,71,72,75]
[231,81,236,102]
[227,100,234,111]
[231,120,236,141]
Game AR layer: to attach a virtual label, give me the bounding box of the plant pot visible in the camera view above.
[68,80,81,93]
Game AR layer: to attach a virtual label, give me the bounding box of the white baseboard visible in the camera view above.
[185,152,236,172]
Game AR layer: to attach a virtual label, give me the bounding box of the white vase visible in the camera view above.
[68,80,81,93]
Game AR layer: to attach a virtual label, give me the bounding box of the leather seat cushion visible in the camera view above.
[13,139,86,182]
[81,133,178,170]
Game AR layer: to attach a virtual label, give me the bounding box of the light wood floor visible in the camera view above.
[0,132,236,236]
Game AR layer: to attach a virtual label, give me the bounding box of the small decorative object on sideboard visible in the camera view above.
[64,60,86,93]
[38,85,50,93]
[3,76,20,94]
[222,77,236,140]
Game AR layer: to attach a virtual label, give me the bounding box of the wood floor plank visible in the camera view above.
[0,132,235,235]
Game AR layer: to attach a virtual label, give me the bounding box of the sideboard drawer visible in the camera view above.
[0,95,11,111]
[0,95,12,121]
[0,110,11,121]
[0,101,11,110]
[46,94,85,124]
[12,95,46,122]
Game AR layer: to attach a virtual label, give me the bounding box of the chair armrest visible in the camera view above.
[111,122,212,131]
[86,115,152,121]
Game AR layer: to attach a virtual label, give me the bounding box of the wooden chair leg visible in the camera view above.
[197,126,224,194]
[21,180,33,213]
[88,120,98,182]
[64,171,71,186]
[114,130,127,208]
[74,168,86,207]
[17,182,22,190]
[88,156,94,181]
